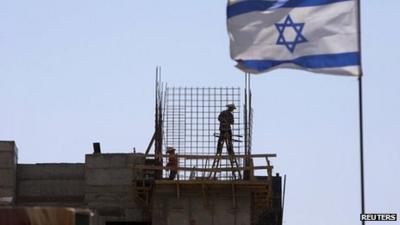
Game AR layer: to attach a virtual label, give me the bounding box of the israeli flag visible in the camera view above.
[227,0,362,76]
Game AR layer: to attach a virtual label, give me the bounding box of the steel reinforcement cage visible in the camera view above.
[163,86,245,180]
[151,71,253,181]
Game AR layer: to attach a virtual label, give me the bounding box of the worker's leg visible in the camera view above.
[222,131,236,179]
[216,133,225,155]
[214,132,225,168]
[226,131,234,156]
[210,134,224,179]
[225,131,241,179]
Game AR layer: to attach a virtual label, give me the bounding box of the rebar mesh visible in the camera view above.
[163,87,243,180]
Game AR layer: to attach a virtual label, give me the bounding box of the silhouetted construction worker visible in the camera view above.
[217,103,242,179]
[166,146,178,180]
[217,104,236,156]
[210,103,242,179]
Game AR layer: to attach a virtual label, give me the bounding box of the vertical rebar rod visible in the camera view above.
[249,75,252,155]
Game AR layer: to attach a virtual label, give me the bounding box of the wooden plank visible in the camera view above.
[134,165,273,172]
[154,180,270,186]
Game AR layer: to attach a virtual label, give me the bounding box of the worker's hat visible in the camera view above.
[226,103,236,109]
[166,146,176,153]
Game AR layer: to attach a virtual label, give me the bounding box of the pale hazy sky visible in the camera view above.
[0,1,399,225]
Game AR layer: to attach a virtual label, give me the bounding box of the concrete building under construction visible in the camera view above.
[0,74,284,225]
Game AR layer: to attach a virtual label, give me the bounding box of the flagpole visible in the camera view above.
[356,0,365,224]
[358,76,365,225]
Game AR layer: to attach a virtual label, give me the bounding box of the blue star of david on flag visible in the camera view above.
[275,15,307,53]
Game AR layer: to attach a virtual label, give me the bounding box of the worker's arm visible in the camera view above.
[228,112,234,125]
[218,112,224,122]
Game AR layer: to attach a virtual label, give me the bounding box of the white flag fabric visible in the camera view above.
[227,0,362,76]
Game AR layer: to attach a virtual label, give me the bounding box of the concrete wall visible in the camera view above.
[0,141,17,206]
[152,185,251,225]
[0,141,257,225]
[16,163,85,206]
[85,153,145,225]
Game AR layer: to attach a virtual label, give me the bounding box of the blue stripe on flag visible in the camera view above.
[237,52,360,72]
[228,0,353,18]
